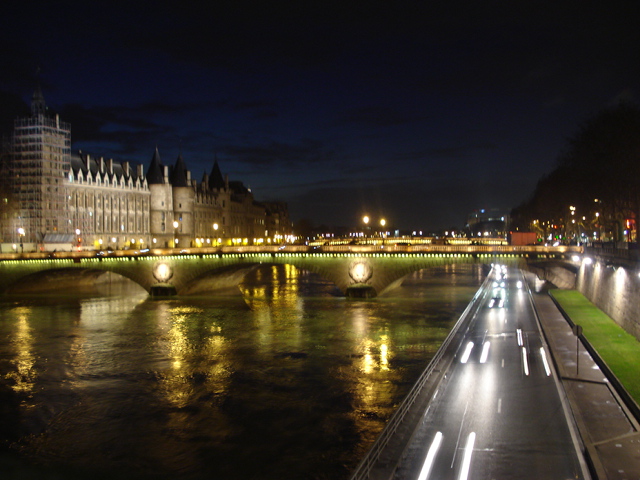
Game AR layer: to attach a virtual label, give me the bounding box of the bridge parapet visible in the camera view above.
[584,244,639,267]
[0,245,582,297]
[0,244,582,262]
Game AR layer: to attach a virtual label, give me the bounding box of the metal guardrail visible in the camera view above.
[349,273,492,480]
[584,245,640,264]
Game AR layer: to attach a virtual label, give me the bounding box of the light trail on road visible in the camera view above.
[393,265,587,480]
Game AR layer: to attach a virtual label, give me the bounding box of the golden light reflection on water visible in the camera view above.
[0,264,484,479]
[7,307,36,396]
[167,306,198,405]
[241,264,301,310]
[158,304,231,408]
[357,333,393,374]
[380,335,390,371]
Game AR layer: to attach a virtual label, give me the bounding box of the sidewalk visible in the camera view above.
[525,272,640,480]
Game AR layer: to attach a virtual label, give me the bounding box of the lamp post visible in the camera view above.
[363,215,370,239]
[17,227,24,253]
[75,228,81,250]
[173,221,179,248]
[213,223,219,246]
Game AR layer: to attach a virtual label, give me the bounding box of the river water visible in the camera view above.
[0,263,484,480]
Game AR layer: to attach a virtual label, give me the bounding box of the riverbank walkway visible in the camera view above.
[529,271,640,480]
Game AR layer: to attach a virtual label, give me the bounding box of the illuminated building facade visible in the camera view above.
[466,208,509,238]
[1,89,291,251]
[1,86,71,246]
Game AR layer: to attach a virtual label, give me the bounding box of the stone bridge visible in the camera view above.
[0,244,582,297]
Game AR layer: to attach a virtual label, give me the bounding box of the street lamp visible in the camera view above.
[75,228,81,250]
[173,221,179,247]
[363,215,370,238]
[213,223,219,246]
[17,227,24,253]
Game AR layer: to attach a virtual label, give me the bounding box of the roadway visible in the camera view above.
[392,265,588,480]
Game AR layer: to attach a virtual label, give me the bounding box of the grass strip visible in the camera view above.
[550,289,640,404]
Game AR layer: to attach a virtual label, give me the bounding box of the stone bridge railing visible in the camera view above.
[0,244,582,297]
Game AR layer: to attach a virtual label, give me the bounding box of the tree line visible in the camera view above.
[511,102,640,244]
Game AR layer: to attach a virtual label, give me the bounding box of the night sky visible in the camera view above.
[1,2,638,232]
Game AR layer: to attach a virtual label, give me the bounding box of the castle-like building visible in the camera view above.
[0,88,291,251]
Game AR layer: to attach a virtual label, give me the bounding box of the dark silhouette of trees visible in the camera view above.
[512,103,640,243]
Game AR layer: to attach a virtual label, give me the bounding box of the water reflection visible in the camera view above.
[8,307,36,396]
[0,264,484,480]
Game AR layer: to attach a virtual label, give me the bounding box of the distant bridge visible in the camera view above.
[0,244,582,297]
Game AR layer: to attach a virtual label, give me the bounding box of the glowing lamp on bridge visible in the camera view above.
[349,259,373,284]
[153,262,173,282]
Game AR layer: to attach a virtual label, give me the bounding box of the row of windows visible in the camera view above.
[69,192,148,206]
[69,175,148,190]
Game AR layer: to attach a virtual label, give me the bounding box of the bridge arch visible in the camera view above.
[153,252,528,297]
[0,247,577,297]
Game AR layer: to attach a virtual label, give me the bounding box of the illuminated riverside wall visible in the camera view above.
[576,259,640,341]
[525,261,578,290]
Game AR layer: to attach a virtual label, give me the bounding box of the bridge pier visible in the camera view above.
[149,283,178,296]
[346,284,377,298]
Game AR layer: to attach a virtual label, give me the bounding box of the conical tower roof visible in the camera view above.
[146,147,165,184]
[208,156,225,190]
[170,153,189,187]
[31,84,47,116]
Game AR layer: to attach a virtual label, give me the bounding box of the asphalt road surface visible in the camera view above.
[393,265,588,480]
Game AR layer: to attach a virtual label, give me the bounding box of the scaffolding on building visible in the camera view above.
[8,112,71,245]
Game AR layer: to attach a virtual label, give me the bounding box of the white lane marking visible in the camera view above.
[540,347,551,376]
[497,398,502,414]
[460,341,474,364]
[522,347,529,376]
[501,358,504,368]
[458,432,476,480]
[516,328,523,346]
[479,341,490,364]
[451,402,469,468]
[417,431,443,480]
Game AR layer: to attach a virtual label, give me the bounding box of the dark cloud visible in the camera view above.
[222,138,331,169]
[59,104,166,143]
[339,106,429,127]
